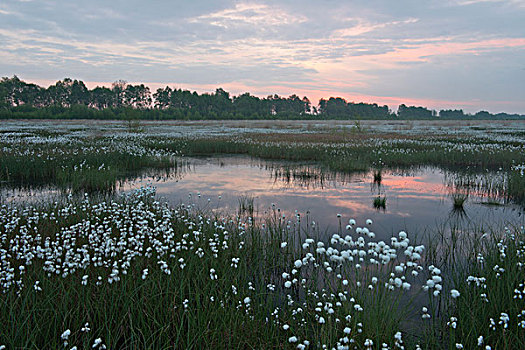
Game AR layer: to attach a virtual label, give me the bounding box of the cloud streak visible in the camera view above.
[190,3,307,28]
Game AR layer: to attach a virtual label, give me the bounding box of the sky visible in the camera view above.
[1,0,524,114]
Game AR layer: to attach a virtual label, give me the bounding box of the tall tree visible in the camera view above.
[90,86,114,109]
[153,86,172,109]
[439,109,465,119]
[69,79,89,105]
[124,84,152,109]
[1,75,36,107]
[397,104,433,119]
[112,80,127,108]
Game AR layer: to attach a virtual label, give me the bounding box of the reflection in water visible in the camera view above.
[0,165,188,205]
[373,170,383,186]
[373,196,387,211]
[448,205,470,223]
[443,170,509,205]
[121,157,523,241]
[269,164,362,190]
[371,170,387,211]
[2,156,523,241]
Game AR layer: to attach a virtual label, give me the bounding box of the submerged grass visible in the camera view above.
[238,194,255,217]
[157,135,524,204]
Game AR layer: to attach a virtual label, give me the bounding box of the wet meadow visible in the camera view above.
[0,119,524,349]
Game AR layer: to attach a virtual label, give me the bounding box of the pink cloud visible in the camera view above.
[365,38,525,67]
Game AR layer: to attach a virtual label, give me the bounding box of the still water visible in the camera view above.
[117,156,523,240]
[2,155,522,240]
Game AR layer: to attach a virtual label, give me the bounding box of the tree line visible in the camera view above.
[0,76,523,120]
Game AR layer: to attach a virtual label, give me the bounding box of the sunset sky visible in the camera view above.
[1,0,524,113]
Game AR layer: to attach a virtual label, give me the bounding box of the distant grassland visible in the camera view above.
[166,131,524,171]
[1,120,524,203]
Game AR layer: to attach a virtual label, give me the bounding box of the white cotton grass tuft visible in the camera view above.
[61,329,71,340]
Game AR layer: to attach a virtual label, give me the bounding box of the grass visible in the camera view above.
[373,170,382,185]
[238,194,255,217]
[479,200,504,206]
[373,196,387,210]
[0,141,177,193]
[508,170,525,204]
[422,222,525,349]
[0,189,288,349]
[1,188,523,349]
[447,227,525,349]
[156,134,524,204]
[451,192,468,209]
[158,134,523,173]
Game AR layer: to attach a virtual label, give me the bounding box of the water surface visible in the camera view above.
[2,155,522,240]
[118,156,524,240]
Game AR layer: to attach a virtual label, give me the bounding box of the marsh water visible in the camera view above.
[2,155,523,240]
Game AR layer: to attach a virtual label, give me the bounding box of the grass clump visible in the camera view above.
[373,196,387,210]
[3,124,525,204]
[0,138,177,193]
[238,194,255,217]
[451,192,468,209]
[508,166,525,204]
[446,227,525,349]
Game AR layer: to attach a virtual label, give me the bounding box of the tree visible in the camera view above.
[69,79,89,105]
[90,86,114,109]
[475,111,492,119]
[318,97,347,117]
[233,93,264,116]
[439,109,465,119]
[302,96,311,114]
[2,75,523,121]
[0,84,6,109]
[112,80,127,108]
[211,88,233,114]
[46,78,88,107]
[124,84,152,109]
[0,75,40,107]
[153,87,172,109]
[397,104,433,119]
